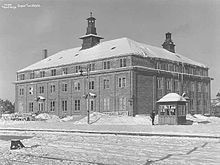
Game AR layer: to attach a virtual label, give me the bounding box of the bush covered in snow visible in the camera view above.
[35,113,61,122]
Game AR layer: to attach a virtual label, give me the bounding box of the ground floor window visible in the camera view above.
[62,100,67,111]
[74,100,80,111]
[50,101,55,112]
[29,102,33,112]
[119,97,126,111]
[104,98,110,111]
[90,99,94,111]
[38,102,44,112]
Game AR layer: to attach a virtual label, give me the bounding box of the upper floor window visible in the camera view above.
[62,68,68,75]
[166,79,171,90]
[88,63,95,71]
[168,64,173,71]
[197,82,202,92]
[30,72,35,79]
[51,69,56,76]
[19,88,24,95]
[50,84,56,93]
[174,80,179,91]
[157,78,162,89]
[39,86,44,94]
[75,66,81,73]
[104,79,110,89]
[20,74,25,80]
[89,80,95,90]
[156,62,161,69]
[191,82,195,92]
[103,61,110,69]
[40,71,45,78]
[74,82,80,91]
[118,77,126,88]
[62,83,68,92]
[120,58,126,67]
[29,86,34,95]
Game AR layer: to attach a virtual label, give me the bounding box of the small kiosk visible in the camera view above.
[157,93,187,125]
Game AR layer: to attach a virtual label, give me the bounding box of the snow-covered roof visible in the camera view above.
[157,93,187,103]
[18,37,207,73]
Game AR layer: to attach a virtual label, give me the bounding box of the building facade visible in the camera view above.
[14,14,211,117]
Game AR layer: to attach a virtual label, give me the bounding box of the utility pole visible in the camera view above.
[80,65,90,124]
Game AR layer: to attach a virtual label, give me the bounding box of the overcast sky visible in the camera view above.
[0,0,220,102]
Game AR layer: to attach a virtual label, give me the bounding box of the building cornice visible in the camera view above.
[14,65,211,84]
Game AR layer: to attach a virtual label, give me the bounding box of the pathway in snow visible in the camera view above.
[0,132,220,165]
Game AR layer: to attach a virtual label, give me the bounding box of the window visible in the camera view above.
[156,62,161,69]
[89,80,95,90]
[50,101,55,112]
[119,97,126,111]
[120,58,126,67]
[20,74,25,80]
[29,86,34,95]
[174,80,179,91]
[19,88,24,95]
[29,102,33,112]
[62,100,67,111]
[168,64,173,71]
[104,98,110,111]
[191,82,195,92]
[104,79,110,89]
[166,79,171,90]
[103,61,110,69]
[38,102,44,112]
[40,71,45,78]
[119,77,126,88]
[74,82,80,91]
[74,100,80,111]
[88,63,95,71]
[51,69,56,76]
[62,68,68,74]
[30,72,35,79]
[157,78,162,89]
[197,82,202,92]
[75,66,81,73]
[90,99,94,111]
[39,86,44,94]
[62,83,68,92]
[50,84,56,93]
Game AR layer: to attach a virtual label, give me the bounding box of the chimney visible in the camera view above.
[43,49,48,59]
[162,32,175,53]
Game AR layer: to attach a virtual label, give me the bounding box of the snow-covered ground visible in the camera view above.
[0,112,220,137]
[0,113,220,164]
[0,131,220,165]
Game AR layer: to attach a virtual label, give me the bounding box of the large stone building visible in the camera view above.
[15,14,211,117]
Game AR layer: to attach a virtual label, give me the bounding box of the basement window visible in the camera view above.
[75,53,79,56]
[111,47,116,50]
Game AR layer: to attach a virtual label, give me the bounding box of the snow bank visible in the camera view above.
[35,113,61,122]
[60,115,84,122]
[186,114,220,124]
[74,112,157,125]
